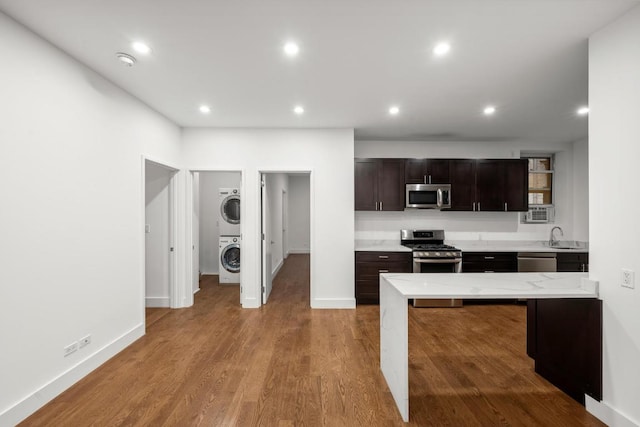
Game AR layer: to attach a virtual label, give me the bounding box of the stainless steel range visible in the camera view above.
[400,229,463,307]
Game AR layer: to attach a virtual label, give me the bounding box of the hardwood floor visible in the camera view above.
[21,254,604,426]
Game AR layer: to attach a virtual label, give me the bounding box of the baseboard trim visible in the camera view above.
[145,296,170,308]
[193,288,200,294]
[586,396,639,427]
[288,249,310,254]
[311,298,356,309]
[242,297,260,308]
[200,270,219,276]
[272,259,284,279]
[0,323,144,426]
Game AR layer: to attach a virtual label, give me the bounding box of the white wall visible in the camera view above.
[572,139,589,242]
[589,6,640,426]
[198,172,241,274]
[145,162,172,307]
[354,140,587,242]
[288,175,311,253]
[181,128,355,309]
[0,12,181,425]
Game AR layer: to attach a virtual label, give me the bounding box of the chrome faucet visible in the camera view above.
[549,226,563,246]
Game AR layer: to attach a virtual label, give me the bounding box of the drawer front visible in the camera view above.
[556,252,588,263]
[463,252,516,262]
[356,251,412,263]
[356,261,412,278]
[462,261,517,273]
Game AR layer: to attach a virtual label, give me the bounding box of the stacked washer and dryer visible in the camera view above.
[219,188,241,283]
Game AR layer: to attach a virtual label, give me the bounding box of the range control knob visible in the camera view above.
[435,252,440,256]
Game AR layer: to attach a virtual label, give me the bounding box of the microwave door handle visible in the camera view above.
[437,188,443,207]
[414,258,462,264]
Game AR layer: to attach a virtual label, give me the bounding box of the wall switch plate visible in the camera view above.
[79,334,91,348]
[622,269,635,289]
[64,342,78,357]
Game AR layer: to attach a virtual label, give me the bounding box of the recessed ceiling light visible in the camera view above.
[577,106,589,116]
[116,52,136,66]
[199,105,211,114]
[284,42,300,57]
[483,105,496,116]
[389,106,400,116]
[293,105,304,115]
[433,42,451,57]
[132,41,151,55]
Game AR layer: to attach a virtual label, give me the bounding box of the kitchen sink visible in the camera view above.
[546,240,586,250]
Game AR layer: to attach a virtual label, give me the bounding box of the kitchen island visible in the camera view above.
[379,272,599,422]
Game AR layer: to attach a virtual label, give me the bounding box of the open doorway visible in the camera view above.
[192,171,242,302]
[261,172,311,304]
[144,159,178,309]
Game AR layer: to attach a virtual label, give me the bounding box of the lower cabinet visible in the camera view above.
[557,252,589,272]
[355,251,412,304]
[462,252,517,272]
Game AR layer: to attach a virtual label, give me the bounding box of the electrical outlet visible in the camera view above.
[79,334,91,348]
[622,269,635,289]
[64,342,78,357]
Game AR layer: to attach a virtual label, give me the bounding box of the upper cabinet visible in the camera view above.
[355,157,528,212]
[355,159,405,211]
[405,159,450,184]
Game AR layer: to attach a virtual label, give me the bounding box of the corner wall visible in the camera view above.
[589,5,640,426]
[0,12,181,425]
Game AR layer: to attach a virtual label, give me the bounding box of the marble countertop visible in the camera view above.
[380,272,598,299]
[355,239,588,253]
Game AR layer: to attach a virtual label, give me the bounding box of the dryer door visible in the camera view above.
[220,243,240,273]
[220,195,240,225]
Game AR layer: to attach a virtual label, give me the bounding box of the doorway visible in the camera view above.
[261,172,311,304]
[144,159,178,309]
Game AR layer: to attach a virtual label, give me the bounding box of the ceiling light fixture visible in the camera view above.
[284,42,300,57]
[483,105,496,116]
[577,106,590,116]
[132,41,152,55]
[433,42,451,57]
[389,106,400,116]
[199,105,211,114]
[293,105,305,115]
[116,52,136,66]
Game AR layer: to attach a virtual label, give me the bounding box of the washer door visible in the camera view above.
[220,195,240,225]
[220,243,240,273]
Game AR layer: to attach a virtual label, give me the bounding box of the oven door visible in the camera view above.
[412,257,462,307]
[413,257,462,273]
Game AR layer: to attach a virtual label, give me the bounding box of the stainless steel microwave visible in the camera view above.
[406,183,452,209]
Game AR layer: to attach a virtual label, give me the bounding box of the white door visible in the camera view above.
[261,175,273,303]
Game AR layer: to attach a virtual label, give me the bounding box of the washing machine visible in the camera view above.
[219,236,240,284]
[219,188,240,236]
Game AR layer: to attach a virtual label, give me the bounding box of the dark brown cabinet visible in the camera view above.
[557,252,589,272]
[355,251,412,304]
[405,159,450,184]
[449,159,528,212]
[462,252,518,272]
[355,159,405,211]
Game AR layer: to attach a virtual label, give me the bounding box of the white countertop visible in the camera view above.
[380,272,597,299]
[355,239,588,253]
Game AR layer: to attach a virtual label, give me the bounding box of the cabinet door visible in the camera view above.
[405,159,427,184]
[475,160,504,211]
[557,252,589,272]
[378,159,405,211]
[355,159,378,211]
[449,159,476,211]
[504,159,528,211]
[426,159,450,184]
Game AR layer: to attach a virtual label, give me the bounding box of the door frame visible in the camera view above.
[141,156,180,318]
[257,169,313,306]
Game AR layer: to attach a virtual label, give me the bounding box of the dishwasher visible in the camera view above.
[517,252,557,272]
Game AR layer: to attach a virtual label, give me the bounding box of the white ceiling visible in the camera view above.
[1,0,637,144]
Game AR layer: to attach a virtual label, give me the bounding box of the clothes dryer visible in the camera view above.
[219,236,240,284]
[219,188,240,236]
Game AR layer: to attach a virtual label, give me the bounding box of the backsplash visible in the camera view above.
[355,210,573,242]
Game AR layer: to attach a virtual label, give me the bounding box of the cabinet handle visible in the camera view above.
[504,202,508,211]
[484,270,495,273]
[429,175,432,184]
[424,175,427,184]
[380,201,383,210]
[478,202,481,211]
[375,201,379,211]
[581,263,585,272]
[484,256,495,260]
[378,255,389,259]
[378,269,389,273]
[473,202,476,211]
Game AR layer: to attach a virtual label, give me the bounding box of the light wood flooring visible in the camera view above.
[21,254,604,426]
